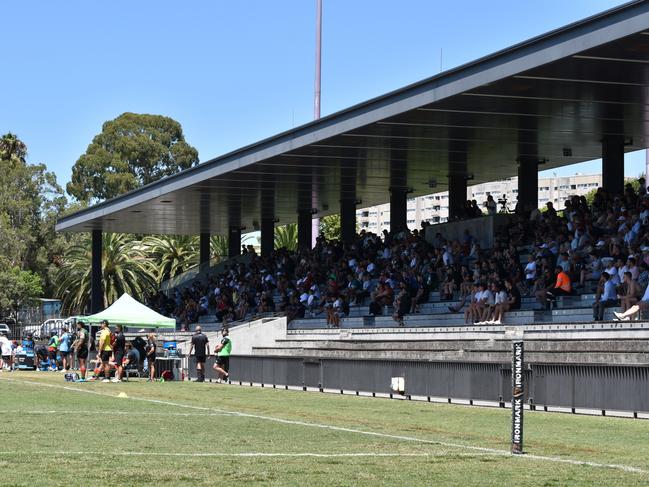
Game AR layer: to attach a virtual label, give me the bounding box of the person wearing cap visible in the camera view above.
[72,322,89,379]
[188,325,209,382]
[212,328,231,383]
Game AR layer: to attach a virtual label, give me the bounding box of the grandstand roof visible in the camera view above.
[57,0,649,235]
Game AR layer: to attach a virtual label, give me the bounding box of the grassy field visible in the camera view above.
[0,372,648,486]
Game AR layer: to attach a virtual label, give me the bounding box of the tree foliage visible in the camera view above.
[0,267,43,322]
[142,235,198,285]
[67,113,199,203]
[319,214,341,241]
[274,224,298,251]
[55,233,156,314]
[0,133,67,304]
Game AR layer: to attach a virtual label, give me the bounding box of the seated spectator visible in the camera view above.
[539,266,572,309]
[614,281,649,321]
[592,272,618,321]
[619,271,640,313]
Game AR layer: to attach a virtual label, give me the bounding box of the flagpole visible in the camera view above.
[311,0,322,246]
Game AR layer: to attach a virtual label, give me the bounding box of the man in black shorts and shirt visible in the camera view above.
[188,325,209,382]
[72,322,89,379]
[112,324,126,382]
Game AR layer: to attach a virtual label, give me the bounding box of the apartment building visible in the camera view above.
[356,174,602,234]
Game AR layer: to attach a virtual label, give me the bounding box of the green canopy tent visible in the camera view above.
[81,293,176,328]
[68,294,176,377]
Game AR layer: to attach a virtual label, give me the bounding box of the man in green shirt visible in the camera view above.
[212,328,231,383]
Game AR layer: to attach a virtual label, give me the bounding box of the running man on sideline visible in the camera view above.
[188,325,209,382]
[212,328,231,383]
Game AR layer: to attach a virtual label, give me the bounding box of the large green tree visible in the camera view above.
[55,233,156,314]
[67,113,199,203]
[0,267,43,323]
[0,133,68,298]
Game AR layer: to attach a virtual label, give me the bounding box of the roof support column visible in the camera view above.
[340,161,357,243]
[91,229,103,313]
[228,227,241,257]
[448,140,468,221]
[517,157,538,217]
[261,218,274,257]
[298,209,313,250]
[260,184,275,258]
[199,233,210,268]
[228,194,242,258]
[602,136,624,196]
[448,174,467,221]
[390,159,408,234]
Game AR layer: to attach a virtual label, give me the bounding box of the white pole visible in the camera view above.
[311,0,322,246]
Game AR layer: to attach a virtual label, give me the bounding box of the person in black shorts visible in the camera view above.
[72,322,89,379]
[34,344,49,370]
[145,333,157,382]
[112,324,126,382]
[212,328,231,383]
[188,325,209,382]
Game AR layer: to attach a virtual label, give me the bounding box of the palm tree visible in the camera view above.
[274,224,298,251]
[211,234,229,261]
[142,235,198,285]
[55,233,156,314]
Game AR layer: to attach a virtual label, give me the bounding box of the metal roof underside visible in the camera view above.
[57,0,649,236]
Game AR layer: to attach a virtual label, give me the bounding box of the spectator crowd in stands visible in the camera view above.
[149,177,649,328]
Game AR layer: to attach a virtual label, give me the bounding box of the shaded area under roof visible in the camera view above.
[57,0,649,236]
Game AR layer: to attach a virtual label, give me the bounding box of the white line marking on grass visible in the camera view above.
[0,410,234,417]
[0,450,495,459]
[2,377,646,475]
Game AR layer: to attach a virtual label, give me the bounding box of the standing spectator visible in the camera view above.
[112,325,126,382]
[0,333,12,371]
[392,281,412,327]
[212,328,231,383]
[145,333,157,382]
[97,320,113,382]
[71,322,89,379]
[524,256,537,294]
[188,325,209,382]
[592,272,618,321]
[58,327,72,372]
[47,331,60,371]
[484,195,497,215]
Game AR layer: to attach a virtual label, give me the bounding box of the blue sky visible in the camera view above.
[2,0,645,190]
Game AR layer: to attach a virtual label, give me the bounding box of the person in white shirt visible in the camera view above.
[488,283,509,325]
[0,334,13,370]
[524,256,537,289]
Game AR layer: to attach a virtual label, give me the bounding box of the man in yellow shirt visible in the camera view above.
[97,320,113,383]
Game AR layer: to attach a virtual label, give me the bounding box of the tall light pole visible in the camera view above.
[311,0,322,245]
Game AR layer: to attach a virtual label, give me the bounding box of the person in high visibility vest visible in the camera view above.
[212,328,231,383]
[47,331,60,371]
[97,320,113,383]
